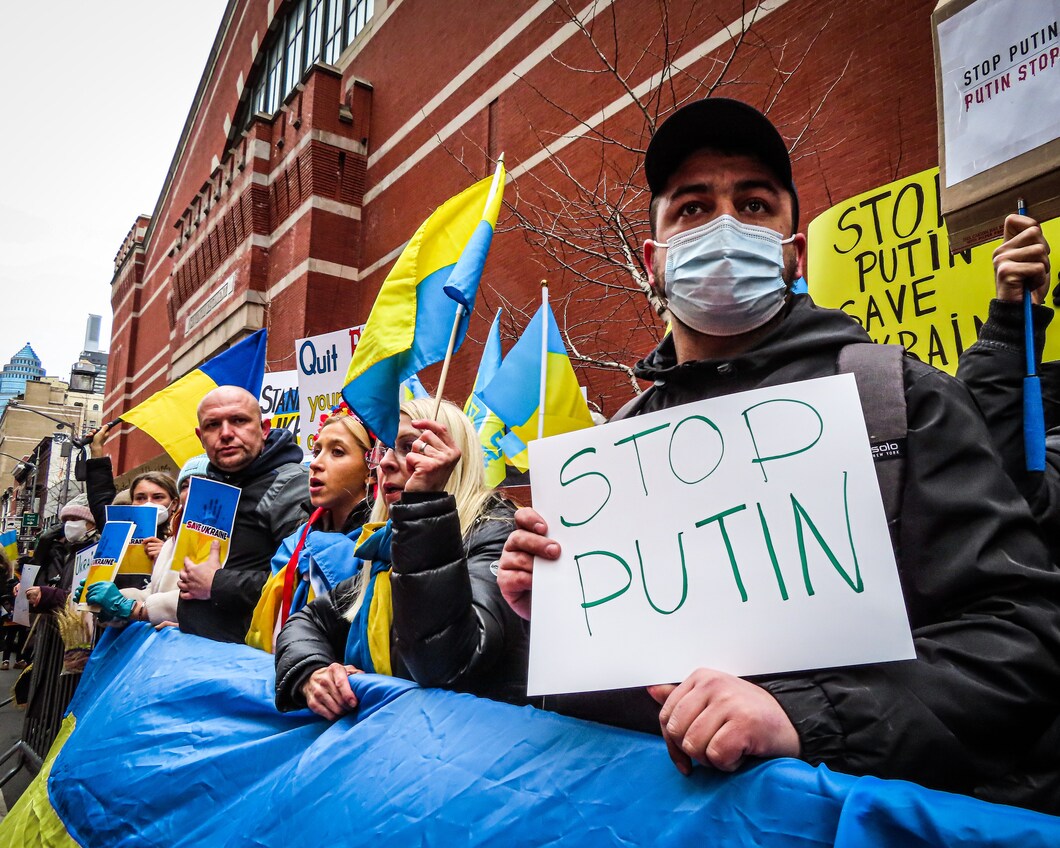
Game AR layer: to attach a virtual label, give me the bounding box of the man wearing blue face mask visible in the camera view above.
[498,98,1060,813]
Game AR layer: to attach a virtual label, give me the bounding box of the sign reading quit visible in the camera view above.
[526,374,915,696]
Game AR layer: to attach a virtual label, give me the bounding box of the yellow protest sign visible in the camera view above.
[807,168,1060,374]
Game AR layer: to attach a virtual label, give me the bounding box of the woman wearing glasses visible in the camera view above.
[274,397,528,719]
[246,411,375,652]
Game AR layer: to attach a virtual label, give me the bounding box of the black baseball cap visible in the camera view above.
[645,98,799,230]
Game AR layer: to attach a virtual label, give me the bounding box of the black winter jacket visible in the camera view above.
[85,456,118,531]
[178,428,310,643]
[570,295,1060,808]
[957,298,1060,813]
[275,492,529,710]
[957,298,1060,561]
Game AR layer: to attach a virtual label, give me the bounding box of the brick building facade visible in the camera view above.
[105,0,942,474]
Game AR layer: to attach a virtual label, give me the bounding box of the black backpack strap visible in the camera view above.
[837,343,907,549]
[611,384,656,422]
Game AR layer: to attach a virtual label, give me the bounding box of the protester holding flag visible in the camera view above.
[246,411,374,653]
[275,397,528,719]
[86,428,180,557]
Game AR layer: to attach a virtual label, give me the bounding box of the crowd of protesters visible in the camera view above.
[11,98,1060,818]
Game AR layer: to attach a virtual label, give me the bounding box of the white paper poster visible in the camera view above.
[296,326,364,453]
[71,544,97,604]
[938,0,1060,185]
[526,375,915,696]
[14,564,41,627]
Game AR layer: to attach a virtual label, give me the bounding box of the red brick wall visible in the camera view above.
[106,0,942,472]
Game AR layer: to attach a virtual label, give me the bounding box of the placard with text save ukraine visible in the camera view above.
[171,477,241,572]
[78,522,135,612]
[105,505,158,577]
[807,168,1060,371]
[526,376,915,696]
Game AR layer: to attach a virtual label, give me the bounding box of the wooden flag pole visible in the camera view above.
[431,156,506,420]
[432,305,466,419]
[537,280,549,441]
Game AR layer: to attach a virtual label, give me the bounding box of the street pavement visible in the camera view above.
[0,662,35,819]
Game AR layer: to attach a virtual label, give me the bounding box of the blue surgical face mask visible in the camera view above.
[652,215,795,337]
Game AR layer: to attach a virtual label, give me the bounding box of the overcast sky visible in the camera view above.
[0,1,229,380]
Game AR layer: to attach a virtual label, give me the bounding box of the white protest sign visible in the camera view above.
[526,374,915,696]
[296,326,363,453]
[259,370,303,457]
[14,564,41,627]
[938,0,1060,186]
[71,544,97,603]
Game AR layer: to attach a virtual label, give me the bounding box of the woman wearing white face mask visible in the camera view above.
[126,471,180,560]
[25,495,99,614]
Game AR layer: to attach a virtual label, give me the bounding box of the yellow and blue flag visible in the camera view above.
[341,163,505,446]
[5,625,1039,846]
[464,309,507,487]
[400,374,429,401]
[478,302,593,470]
[1,529,17,563]
[121,328,267,466]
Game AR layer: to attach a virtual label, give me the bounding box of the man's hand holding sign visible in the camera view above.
[503,375,915,773]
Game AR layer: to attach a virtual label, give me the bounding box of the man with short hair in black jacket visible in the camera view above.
[177,385,309,643]
[498,98,1060,812]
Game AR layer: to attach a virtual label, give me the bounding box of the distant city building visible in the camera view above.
[79,315,109,394]
[0,343,45,416]
[84,314,102,353]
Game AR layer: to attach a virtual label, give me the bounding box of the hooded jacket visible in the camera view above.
[274,492,529,710]
[178,428,310,643]
[603,295,1060,807]
[957,298,1060,561]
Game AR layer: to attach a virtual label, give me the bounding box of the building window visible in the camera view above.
[346,0,373,43]
[306,0,324,65]
[233,0,376,138]
[265,38,284,113]
[323,0,344,64]
[283,0,307,93]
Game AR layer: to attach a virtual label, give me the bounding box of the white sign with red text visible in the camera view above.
[295,326,364,454]
[938,0,1060,186]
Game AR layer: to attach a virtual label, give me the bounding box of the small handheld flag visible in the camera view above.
[341,161,505,446]
[478,288,593,470]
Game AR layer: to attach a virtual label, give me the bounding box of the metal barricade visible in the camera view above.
[0,614,81,788]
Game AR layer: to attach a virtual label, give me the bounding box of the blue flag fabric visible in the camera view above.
[6,626,1059,847]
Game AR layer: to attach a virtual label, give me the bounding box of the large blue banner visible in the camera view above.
[5,625,1058,846]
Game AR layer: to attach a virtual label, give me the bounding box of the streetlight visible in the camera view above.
[5,401,79,433]
[6,401,81,506]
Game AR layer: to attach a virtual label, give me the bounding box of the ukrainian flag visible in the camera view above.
[121,329,267,467]
[1,529,17,563]
[342,162,505,447]
[400,373,429,401]
[464,309,507,487]
[478,301,594,471]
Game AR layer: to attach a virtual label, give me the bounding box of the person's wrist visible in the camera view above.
[117,596,136,620]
